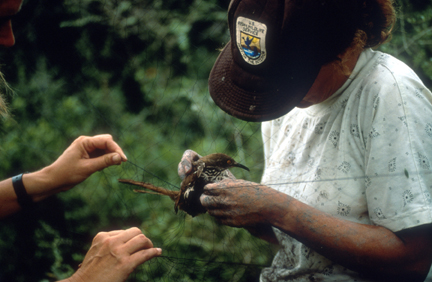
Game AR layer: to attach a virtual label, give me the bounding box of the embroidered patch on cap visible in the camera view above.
[236,16,267,65]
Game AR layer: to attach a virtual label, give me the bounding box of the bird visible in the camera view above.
[118,153,249,217]
[243,36,253,49]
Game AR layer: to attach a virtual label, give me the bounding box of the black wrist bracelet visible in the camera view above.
[12,173,34,208]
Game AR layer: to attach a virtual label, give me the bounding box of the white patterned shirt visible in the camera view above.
[260,49,432,281]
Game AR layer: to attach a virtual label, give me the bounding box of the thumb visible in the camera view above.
[89,153,123,172]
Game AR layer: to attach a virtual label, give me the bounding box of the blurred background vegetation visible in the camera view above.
[0,0,430,281]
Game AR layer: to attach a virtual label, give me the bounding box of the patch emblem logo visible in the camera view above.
[236,17,267,65]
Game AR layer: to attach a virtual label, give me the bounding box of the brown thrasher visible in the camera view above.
[118,153,249,217]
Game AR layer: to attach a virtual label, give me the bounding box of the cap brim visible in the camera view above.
[209,41,321,122]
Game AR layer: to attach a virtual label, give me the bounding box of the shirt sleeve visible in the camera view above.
[361,60,432,232]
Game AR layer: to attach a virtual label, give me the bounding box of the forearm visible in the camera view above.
[0,135,127,219]
[202,179,432,280]
[267,194,431,280]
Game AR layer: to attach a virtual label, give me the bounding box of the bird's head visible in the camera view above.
[201,153,250,171]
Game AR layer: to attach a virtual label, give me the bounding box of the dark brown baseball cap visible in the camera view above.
[209,0,360,122]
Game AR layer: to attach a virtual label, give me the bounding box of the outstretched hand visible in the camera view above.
[65,227,161,282]
[0,134,128,218]
[44,134,127,192]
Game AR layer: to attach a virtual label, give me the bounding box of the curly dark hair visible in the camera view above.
[355,0,396,49]
[333,0,396,74]
[300,0,396,72]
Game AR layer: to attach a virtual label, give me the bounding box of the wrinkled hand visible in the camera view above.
[200,179,280,228]
[45,134,127,192]
[68,227,161,282]
[177,149,201,180]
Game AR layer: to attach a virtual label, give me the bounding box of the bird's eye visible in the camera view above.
[227,160,231,164]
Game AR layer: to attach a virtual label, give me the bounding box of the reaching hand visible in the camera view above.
[44,134,127,192]
[0,134,129,217]
[66,227,161,282]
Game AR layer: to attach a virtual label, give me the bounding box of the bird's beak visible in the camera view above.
[233,162,250,171]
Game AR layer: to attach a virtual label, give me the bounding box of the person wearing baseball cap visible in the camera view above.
[179,0,432,280]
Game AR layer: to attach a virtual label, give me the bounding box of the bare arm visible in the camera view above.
[0,134,127,218]
[201,179,432,281]
[277,194,432,281]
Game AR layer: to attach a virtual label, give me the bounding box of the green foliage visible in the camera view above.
[0,0,268,281]
[0,0,431,281]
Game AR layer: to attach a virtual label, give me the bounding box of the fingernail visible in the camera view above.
[157,248,162,254]
[112,154,121,163]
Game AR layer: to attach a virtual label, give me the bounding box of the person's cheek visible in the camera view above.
[0,20,15,47]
